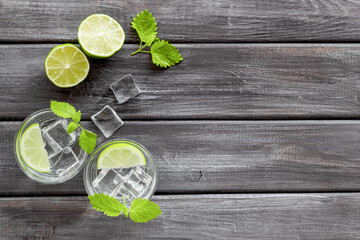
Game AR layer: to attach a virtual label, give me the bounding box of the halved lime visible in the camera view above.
[20,123,50,173]
[97,143,146,169]
[78,14,125,59]
[45,43,90,88]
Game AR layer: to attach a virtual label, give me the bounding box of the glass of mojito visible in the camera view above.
[14,109,87,184]
[84,139,157,207]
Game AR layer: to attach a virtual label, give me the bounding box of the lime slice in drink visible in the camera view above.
[78,14,125,59]
[45,43,90,88]
[97,143,146,169]
[20,123,51,173]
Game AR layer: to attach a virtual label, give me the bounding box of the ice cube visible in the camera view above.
[44,142,58,158]
[71,143,87,162]
[42,119,76,154]
[125,167,152,196]
[91,105,123,138]
[92,168,123,196]
[113,167,132,184]
[127,171,147,194]
[110,74,141,104]
[116,182,139,204]
[49,148,80,176]
[133,166,153,185]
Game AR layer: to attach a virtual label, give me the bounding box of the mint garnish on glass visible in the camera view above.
[89,193,162,223]
[50,101,97,154]
[131,10,183,68]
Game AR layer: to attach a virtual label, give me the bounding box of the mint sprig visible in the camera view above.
[50,101,97,154]
[88,193,162,223]
[131,10,183,68]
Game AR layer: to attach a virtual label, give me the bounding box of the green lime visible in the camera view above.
[44,43,90,88]
[78,14,125,59]
[20,123,51,173]
[97,143,146,169]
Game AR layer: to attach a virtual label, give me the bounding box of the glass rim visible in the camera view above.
[14,108,87,184]
[83,138,158,200]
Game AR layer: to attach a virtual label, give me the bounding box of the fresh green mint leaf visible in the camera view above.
[50,101,76,118]
[131,10,157,46]
[72,110,81,123]
[79,129,97,154]
[129,198,162,223]
[88,195,161,222]
[150,40,183,68]
[88,193,125,217]
[67,122,77,134]
[153,37,160,43]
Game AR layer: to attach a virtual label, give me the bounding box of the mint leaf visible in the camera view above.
[50,101,76,118]
[88,193,125,217]
[88,195,162,222]
[79,129,97,154]
[131,10,157,46]
[150,40,183,68]
[72,110,81,123]
[129,198,162,223]
[67,122,77,134]
[153,37,160,43]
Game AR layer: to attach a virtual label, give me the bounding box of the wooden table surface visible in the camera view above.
[2,0,360,239]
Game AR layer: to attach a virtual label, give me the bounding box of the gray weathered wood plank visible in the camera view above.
[2,120,360,195]
[2,44,360,120]
[2,193,360,239]
[2,0,360,42]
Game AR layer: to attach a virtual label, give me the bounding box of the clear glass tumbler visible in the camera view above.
[84,139,157,207]
[14,109,87,184]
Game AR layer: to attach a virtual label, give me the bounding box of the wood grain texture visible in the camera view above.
[2,120,360,195]
[2,0,360,42]
[2,44,360,120]
[2,193,360,239]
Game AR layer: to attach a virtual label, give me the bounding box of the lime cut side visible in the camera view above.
[97,143,146,169]
[45,43,90,88]
[78,14,125,59]
[20,123,51,173]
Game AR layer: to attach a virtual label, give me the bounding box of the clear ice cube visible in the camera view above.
[124,167,152,196]
[133,166,153,185]
[42,119,76,155]
[116,182,139,204]
[92,168,123,196]
[110,74,141,104]
[127,171,147,194]
[113,167,132,184]
[92,166,153,203]
[91,105,123,138]
[49,147,80,176]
